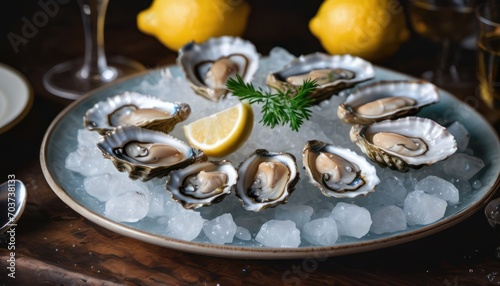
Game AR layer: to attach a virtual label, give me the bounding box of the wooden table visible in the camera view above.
[1,1,499,285]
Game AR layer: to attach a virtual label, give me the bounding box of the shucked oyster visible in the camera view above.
[98,126,206,181]
[84,92,190,135]
[177,36,259,101]
[235,149,299,212]
[166,161,238,209]
[266,53,375,104]
[303,140,379,198]
[338,80,439,124]
[350,117,457,171]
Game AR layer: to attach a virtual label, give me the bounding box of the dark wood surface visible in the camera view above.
[1,1,500,285]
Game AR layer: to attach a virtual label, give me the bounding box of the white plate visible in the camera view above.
[0,63,33,134]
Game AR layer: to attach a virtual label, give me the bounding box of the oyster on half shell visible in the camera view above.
[235,149,299,212]
[166,161,238,209]
[84,92,191,135]
[266,53,375,104]
[177,36,259,101]
[350,117,457,171]
[97,126,206,181]
[338,80,439,124]
[303,140,380,198]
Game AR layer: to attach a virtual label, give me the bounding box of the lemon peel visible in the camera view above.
[309,0,410,62]
[137,0,250,51]
[183,102,253,157]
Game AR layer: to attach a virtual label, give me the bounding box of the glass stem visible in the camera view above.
[77,0,116,82]
[437,38,459,82]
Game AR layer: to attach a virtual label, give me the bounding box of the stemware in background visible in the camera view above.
[476,1,500,110]
[485,197,500,259]
[408,0,482,87]
[43,0,145,100]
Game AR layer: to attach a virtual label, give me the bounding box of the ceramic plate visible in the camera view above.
[40,64,500,259]
[0,63,33,135]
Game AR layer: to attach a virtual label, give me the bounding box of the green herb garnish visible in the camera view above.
[226,75,318,132]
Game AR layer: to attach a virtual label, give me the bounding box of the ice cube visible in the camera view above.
[447,121,470,152]
[65,148,105,176]
[355,175,407,211]
[235,226,252,241]
[66,129,117,176]
[162,199,193,218]
[165,212,205,241]
[267,47,296,72]
[407,160,447,182]
[404,190,447,226]
[255,220,301,248]
[84,172,143,202]
[330,202,372,239]
[65,150,87,175]
[75,128,100,150]
[104,190,149,223]
[370,205,407,234]
[146,191,167,218]
[203,213,237,245]
[275,204,314,229]
[443,153,485,180]
[415,175,459,205]
[80,156,116,176]
[302,217,339,246]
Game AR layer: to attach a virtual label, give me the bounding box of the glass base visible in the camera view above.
[43,56,146,100]
[421,67,475,89]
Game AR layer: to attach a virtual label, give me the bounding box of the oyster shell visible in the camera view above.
[303,140,379,198]
[350,117,457,171]
[177,36,259,101]
[235,149,299,212]
[84,92,191,135]
[266,53,375,103]
[166,161,238,209]
[97,126,206,181]
[338,80,440,124]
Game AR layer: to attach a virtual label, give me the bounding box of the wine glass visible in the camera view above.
[408,0,482,87]
[485,197,500,259]
[43,0,145,100]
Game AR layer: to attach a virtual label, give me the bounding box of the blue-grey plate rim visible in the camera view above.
[40,64,500,259]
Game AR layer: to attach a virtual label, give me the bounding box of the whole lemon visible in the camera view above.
[137,0,251,51]
[309,0,410,62]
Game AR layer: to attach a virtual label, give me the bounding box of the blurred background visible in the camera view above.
[0,0,486,159]
[0,0,463,93]
[1,0,478,79]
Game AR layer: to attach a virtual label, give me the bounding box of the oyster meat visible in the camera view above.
[166,161,238,209]
[84,92,190,135]
[338,80,439,124]
[235,149,299,212]
[286,68,356,86]
[98,126,206,181]
[177,36,259,101]
[350,117,457,171]
[266,53,375,103]
[303,140,380,198]
[122,141,185,166]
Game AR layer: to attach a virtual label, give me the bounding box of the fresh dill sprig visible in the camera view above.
[226,75,317,132]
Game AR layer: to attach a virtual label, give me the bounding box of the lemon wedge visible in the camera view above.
[183,102,253,157]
